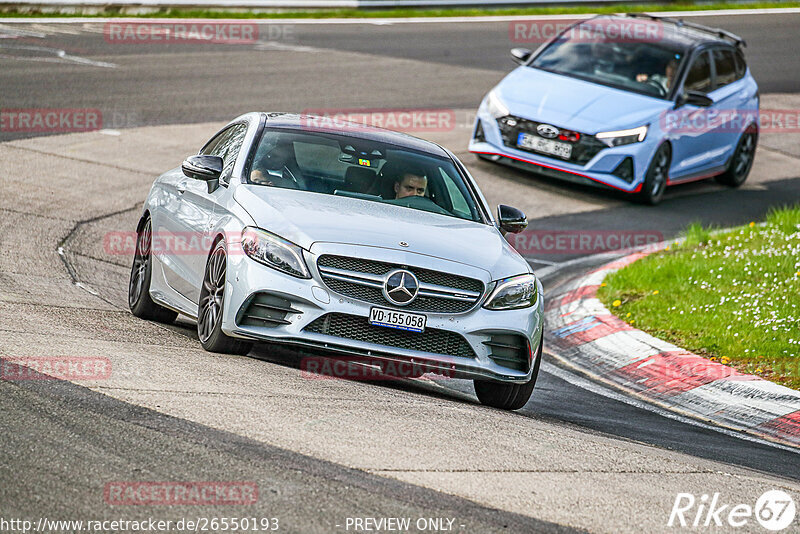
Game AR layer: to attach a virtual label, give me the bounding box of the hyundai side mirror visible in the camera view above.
[497,204,528,234]
[676,90,714,108]
[510,48,532,65]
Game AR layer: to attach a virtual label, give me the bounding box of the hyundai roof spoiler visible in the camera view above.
[625,12,747,48]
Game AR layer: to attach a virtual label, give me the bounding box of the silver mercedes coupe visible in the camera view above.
[128,112,544,410]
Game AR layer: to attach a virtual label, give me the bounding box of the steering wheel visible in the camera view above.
[644,78,667,97]
[387,195,453,216]
[282,165,307,190]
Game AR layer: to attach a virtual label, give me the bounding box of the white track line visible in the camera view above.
[0,43,116,67]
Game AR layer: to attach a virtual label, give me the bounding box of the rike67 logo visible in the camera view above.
[669,490,796,531]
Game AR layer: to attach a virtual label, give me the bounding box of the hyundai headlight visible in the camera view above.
[484,274,538,310]
[484,89,510,119]
[241,227,310,279]
[595,125,648,147]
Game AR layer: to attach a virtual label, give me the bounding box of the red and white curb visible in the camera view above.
[545,249,800,449]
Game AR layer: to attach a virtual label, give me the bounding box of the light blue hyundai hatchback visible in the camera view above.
[469,14,759,204]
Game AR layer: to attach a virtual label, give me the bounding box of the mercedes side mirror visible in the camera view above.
[510,48,532,65]
[182,155,224,193]
[182,155,223,180]
[497,204,528,234]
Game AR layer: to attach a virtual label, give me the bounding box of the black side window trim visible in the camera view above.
[710,46,739,90]
[734,49,747,80]
[683,49,713,94]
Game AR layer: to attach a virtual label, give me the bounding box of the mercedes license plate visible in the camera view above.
[369,307,426,333]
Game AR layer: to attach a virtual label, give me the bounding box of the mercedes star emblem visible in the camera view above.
[383,269,419,306]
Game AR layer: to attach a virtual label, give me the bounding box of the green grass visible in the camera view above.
[598,206,800,389]
[2,1,800,19]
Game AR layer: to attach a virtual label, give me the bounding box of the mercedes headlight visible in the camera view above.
[484,274,538,310]
[484,89,510,119]
[595,125,648,147]
[241,227,310,279]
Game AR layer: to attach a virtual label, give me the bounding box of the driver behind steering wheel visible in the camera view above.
[250,142,305,189]
[393,167,427,199]
[636,58,678,94]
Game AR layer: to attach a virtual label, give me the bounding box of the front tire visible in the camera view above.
[128,217,178,324]
[474,339,542,411]
[197,239,253,355]
[715,127,757,187]
[637,143,671,205]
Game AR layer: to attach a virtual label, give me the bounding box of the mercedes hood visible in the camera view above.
[234,185,530,280]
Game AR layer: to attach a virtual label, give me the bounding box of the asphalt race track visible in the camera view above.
[1,11,800,533]
[2,12,800,136]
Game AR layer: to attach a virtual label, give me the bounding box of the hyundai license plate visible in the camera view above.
[517,132,572,159]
